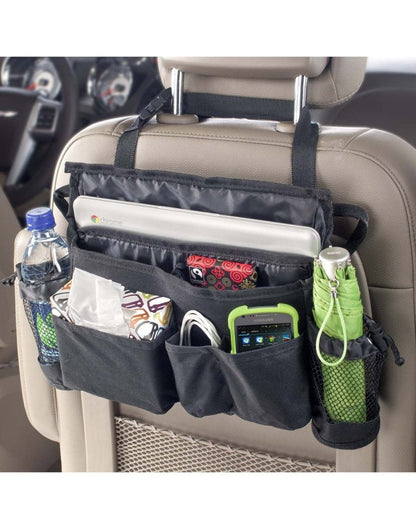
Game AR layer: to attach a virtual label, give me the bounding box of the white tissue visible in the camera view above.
[67,268,129,337]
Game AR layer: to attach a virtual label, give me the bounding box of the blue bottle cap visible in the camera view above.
[26,207,56,231]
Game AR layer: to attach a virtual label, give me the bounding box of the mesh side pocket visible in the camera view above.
[307,317,387,450]
[22,298,59,362]
[19,275,69,390]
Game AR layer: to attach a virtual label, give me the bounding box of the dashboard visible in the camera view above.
[0,57,163,130]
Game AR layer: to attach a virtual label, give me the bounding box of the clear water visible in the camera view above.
[21,258,71,284]
[22,228,70,362]
[21,229,70,284]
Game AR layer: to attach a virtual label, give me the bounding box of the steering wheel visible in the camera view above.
[1,58,78,207]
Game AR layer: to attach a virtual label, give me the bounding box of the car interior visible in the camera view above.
[1,56,416,473]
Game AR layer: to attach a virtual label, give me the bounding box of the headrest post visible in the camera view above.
[293,75,308,124]
[171,68,184,115]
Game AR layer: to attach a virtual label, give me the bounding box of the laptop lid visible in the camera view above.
[73,196,321,258]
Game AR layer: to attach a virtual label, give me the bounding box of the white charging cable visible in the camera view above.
[179,310,221,347]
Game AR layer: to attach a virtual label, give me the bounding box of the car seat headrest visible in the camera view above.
[158,57,367,120]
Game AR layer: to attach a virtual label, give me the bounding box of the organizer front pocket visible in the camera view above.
[307,317,387,450]
[70,245,310,338]
[166,332,233,417]
[55,317,178,414]
[215,335,311,430]
[68,246,312,425]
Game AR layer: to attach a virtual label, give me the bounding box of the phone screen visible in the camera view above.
[236,322,292,353]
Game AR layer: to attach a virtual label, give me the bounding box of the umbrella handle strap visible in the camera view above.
[315,294,348,367]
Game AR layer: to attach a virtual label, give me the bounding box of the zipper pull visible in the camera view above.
[1,272,17,286]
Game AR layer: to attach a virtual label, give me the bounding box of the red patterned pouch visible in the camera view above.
[186,255,258,291]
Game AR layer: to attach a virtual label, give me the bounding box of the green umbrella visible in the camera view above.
[313,261,366,423]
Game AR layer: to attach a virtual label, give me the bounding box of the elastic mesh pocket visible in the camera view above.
[311,349,385,424]
[22,298,59,363]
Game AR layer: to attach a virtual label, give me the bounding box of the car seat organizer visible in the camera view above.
[14,86,404,451]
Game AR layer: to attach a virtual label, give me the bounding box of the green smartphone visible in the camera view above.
[228,303,299,354]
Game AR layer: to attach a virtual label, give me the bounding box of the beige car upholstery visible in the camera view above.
[158,56,367,107]
[0,186,20,364]
[1,187,59,471]
[14,57,416,472]
[315,60,416,149]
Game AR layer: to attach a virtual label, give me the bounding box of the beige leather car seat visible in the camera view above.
[315,59,416,149]
[0,187,59,471]
[14,57,416,472]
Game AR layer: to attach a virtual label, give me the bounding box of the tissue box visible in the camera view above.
[122,290,173,341]
[50,280,72,321]
[51,278,173,342]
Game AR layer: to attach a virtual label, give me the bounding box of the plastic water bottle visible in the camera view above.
[21,207,70,363]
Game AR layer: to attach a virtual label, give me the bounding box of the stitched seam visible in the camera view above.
[342,146,416,258]
[340,146,416,358]
[15,286,59,439]
[52,132,123,193]
[328,67,339,101]
[317,87,362,107]
[344,146,416,288]
[113,117,136,135]
[60,126,360,153]
[342,129,371,150]
[15,291,33,424]
[315,84,363,108]
[105,125,362,149]
[368,286,414,291]
[141,129,296,146]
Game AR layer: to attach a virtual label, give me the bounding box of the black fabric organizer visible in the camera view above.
[19,90,403,449]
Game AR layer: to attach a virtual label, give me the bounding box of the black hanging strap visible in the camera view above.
[114,87,319,190]
[291,105,319,188]
[115,88,172,169]
[53,184,79,245]
[333,203,369,255]
[53,184,71,218]
[183,93,294,122]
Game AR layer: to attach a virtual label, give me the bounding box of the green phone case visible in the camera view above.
[228,303,300,354]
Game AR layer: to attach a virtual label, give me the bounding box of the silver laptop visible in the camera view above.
[73,196,321,258]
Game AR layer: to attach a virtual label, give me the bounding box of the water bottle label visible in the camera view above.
[29,301,59,362]
[35,311,58,349]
